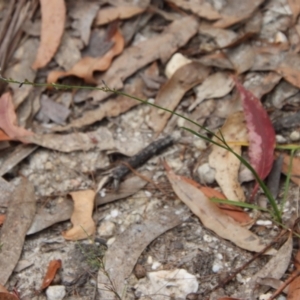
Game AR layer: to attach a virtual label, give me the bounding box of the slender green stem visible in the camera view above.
[211,198,271,213]
[0,76,284,222]
[281,150,295,214]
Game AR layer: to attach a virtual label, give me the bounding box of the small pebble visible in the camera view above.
[134,263,147,279]
[147,256,153,264]
[193,139,207,150]
[212,262,222,273]
[98,221,115,237]
[203,235,212,243]
[256,220,272,226]
[259,293,273,300]
[46,285,66,300]
[290,130,300,141]
[197,163,215,184]
[165,53,191,78]
[276,135,287,144]
[152,261,162,270]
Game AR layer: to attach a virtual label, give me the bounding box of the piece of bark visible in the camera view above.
[0,178,36,285]
[111,135,174,189]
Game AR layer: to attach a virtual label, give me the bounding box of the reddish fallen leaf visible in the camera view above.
[0,292,19,300]
[40,259,62,290]
[0,93,34,143]
[164,161,276,254]
[0,214,5,225]
[32,0,66,69]
[199,186,253,225]
[0,130,11,141]
[48,26,124,84]
[62,190,96,240]
[234,79,276,198]
[287,250,300,299]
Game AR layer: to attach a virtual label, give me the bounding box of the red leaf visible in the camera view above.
[40,259,62,290]
[0,93,34,142]
[234,79,275,198]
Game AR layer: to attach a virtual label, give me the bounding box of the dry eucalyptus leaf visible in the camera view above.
[226,43,255,74]
[277,53,300,89]
[234,234,292,299]
[199,23,238,48]
[62,190,96,241]
[68,0,99,45]
[164,162,276,254]
[89,16,199,102]
[213,0,264,28]
[32,0,66,69]
[4,38,38,108]
[189,72,234,111]
[148,62,211,133]
[0,92,34,142]
[0,178,36,285]
[95,6,146,26]
[243,72,282,99]
[166,0,221,20]
[209,112,247,202]
[48,28,124,84]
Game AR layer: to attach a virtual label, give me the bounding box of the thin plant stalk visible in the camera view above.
[0,76,284,222]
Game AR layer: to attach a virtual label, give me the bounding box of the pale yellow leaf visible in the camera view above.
[209,111,247,202]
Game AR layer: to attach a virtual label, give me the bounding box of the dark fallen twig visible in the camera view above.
[111,134,174,190]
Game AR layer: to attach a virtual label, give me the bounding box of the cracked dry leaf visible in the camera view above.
[62,190,95,241]
[89,16,199,102]
[164,162,276,254]
[209,111,247,202]
[148,62,211,133]
[48,27,124,84]
[32,0,66,69]
[189,71,234,111]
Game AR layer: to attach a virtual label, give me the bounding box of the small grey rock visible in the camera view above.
[46,285,66,300]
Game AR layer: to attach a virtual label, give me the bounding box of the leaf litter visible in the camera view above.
[1,0,300,298]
